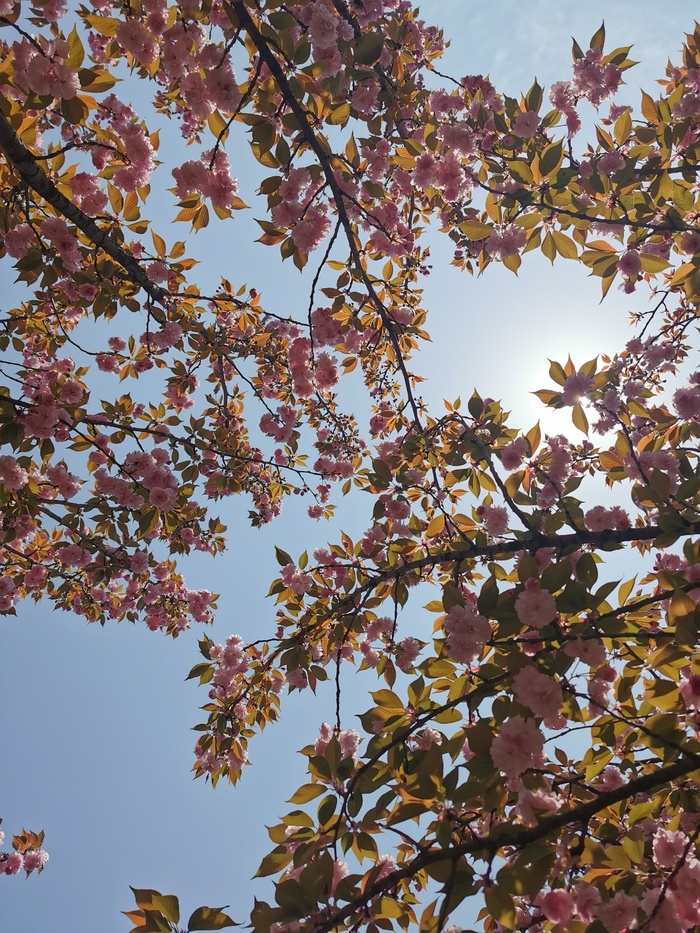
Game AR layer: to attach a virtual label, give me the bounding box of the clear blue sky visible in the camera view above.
[0,4,696,931]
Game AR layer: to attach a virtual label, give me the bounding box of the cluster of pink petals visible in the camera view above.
[119,448,179,512]
[500,437,528,470]
[0,455,29,490]
[515,783,562,824]
[443,600,491,663]
[21,402,62,440]
[617,248,642,278]
[172,150,239,210]
[287,337,339,397]
[110,121,156,193]
[290,205,332,253]
[490,715,544,777]
[644,859,700,930]
[58,543,91,567]
[280,563,312,595]
[512,664,563,724]
[539,889,574,925]
[11,37,79,100]
[116,18,159,65]
[596,150,625,179]
[596,891,639,932]
[563,636,606,667]
[313,455,353,481]
[4,223,35,259]
[561,371,593,406]
[512,110,539,139]
[314,723,361,759]
[41,217,82,272]
[395,636,421,671]
[210,634,248,697]
[572,48,622,106]
[478,504,508,537]
[680,673,700,709]
[0,845,49,876]
[623,448,680,492]
[45,464,82,499]
[584,504,631,531]
[653,828,689,868]
[673,374,700,420]
[485,223,527,260]
[260,405,297,444]
[536,436,573,509]
[297,0,354,76]
[588,663,617,713]
[548,80,581,136]
[515,578,557,629]
[311,307,343,346]
[0,577,19,612]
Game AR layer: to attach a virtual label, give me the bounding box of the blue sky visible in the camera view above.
[1,3,697,931]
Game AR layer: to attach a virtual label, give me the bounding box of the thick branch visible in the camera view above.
[357,521,700,588]
[0,112,168,312]
[316,754,700,931]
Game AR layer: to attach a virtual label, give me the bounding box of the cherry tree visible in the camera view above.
[2,1,700,930]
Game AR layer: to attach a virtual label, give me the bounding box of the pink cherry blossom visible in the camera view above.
[673,385,700,420]
[486,224,527,260]
[539,889,574,925]
[490,715,544,778]
[0,455,29,490]
[149,487,178,511]
[598,150,626,175]
[512,110,539,138]
[617,250,642,278]
[561,371,592,406]
[596,891,639,932]
[395,636,421,671]
[680,674,700,709]
[479,504,508,537]
[444,602,491,663]
[653,828,689,868]
[512,665,563,721]
[515,580,557,629]
[1,852,24,875]
[22,849,49,872]
[500,437,528,470]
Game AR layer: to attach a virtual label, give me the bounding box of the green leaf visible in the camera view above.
[572,403,589,435]
[459,220,493,240]
[152,895,179,925]
[641,91,659,124]
[131,888,161,910]
[328,103,350,126]
[287,783,325,804]
[549,359,567,386]
[552,230,578,260]
[354,32,384,65]
[539,141,563,177]
[275,546,293,566]
[590,22,605,50]
[187,906,237,930]
[275,879,314,916]
[485,888,516,927]
[67,24,85,70]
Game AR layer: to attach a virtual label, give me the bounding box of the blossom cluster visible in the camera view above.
[0,830,49,877]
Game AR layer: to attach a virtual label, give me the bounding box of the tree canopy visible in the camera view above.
[2,2,700,931]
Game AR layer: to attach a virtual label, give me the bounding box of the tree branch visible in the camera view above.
[316,754,700,931]
[229,0,423,427]
[0,111,168,314]
[352,521,700,590]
